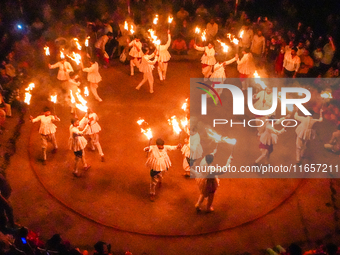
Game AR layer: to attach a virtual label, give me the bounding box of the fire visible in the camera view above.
[227,33,232,39]
[320,91,332,99]
[206,128,222,143]
[168,116,182,134]
[85,36,90,47]
[44,46,50,56]
[50,94,57,103]
[70,90,75,104]
[180,117,188,129]
[76,89,87,106]
[201,30,206,41]
[217,40,229,52]
[73,38,82,50]
[137,118,145,125]
[25,83,35,92]
[68,52,82,65]
[222,137,237,145]
[124,21,128,30]
[141,128,153,140]
[181,98,188,111]
[24,92,32,105]
[232,38,239,45]
[239,30,244,38]
[153,15,158,25]
[148,29,159,45]
[155,39,160,46]
[254,71,267,89]
[195,27,201,34]
[168,16,173,23]
[130,25,135,34]
[60,51,65,59]
[84,87,89,97]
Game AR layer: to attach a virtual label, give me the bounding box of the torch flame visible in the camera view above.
[195,27,201,34]
[137,118,145,125]
[25,83,35,91]
[180,117,188,129]
[68,52,82,65]
[168,116,182,134]
[70,90,75,104]
[85,36,90,47]
[24,92,32,105]
[201,30,206,41]
[254,71,267,89]
[222,137,237,145]
[44,46,50,56]
[232,38,239,45]
[181,98,188,111]
[50,94,57,104]
[217,40,229,52]
[168,16,173,23]
[227,33,232,39]
[239,30,244,38]
[60,51,65,59]
[84,87,89,97]
[153,15,158,25]
[141,128,153,140]
[206,128,222,143]
[73,38,82,50]
[124,21,128,30]
[130,25,135,34]
[320,91,332,99]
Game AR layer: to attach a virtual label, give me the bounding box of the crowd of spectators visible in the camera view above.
[0,0,340,254]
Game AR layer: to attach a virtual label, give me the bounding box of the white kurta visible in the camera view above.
[129,40,143,58]
[32,115,57,135]
[69,125,88,152]
[190,133,203,159]
[79,113,101,135]
[83,62,102,83]
[237,53,256,75]
[295,113,323,140]
[158,34,171,62]
[49,61,74,81]
[210,58,237,84]
[145,145,177,171]
[139,53,157,73]
[259,122,285,145]
[195,46,216,65]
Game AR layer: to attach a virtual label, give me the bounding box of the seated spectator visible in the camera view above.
[45,234,69,254]
[177,7,189,21]
[171,35,188,55]
[94,241,111,255]
[324,124,340,154]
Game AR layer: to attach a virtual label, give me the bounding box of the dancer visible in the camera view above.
[136,48,158,93]
[69,118,91,177]
[30,107,60,164]
[49,58,74,89]
[195,149,233,213]
[237,48,256,90]
[79,108,105,162]
[254,116,286,165]
[157,30,171,81]
[83,59,103,102]
[128,36,143,76]
[209,55,238,100]
[144,138,181,201]
[94,32,114,68]
[295,108,323,164]
[194,42,216,79]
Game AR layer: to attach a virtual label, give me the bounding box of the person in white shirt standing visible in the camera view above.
[194,42,216,80]
[69,118,91,177]
[294,108,323,164]
[30,107,60,164]
[79,108,104,162]
[250,30,265,66]
[144,138,181,201]
[83,59,103,102]
[128,36,143,76]
[95,32,114,68]
[157,30,171,81]
[49,58,74,90]
[136,48,158,93]
[283,47,300,78]
[206,19,218,41]
[240,23,254,49]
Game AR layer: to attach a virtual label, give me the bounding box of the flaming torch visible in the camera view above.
[181,98,188,112]
[168,115,182,140]
[195,27,201,44]
[124,21,128,30]
[44,46,50,56]
[153,15,158,25]
[60,51,65,59]
[73,38,82,50]
[254,70,267,89]
[50,94,57,114]
[217,40,229,53]
[222,136,237,154]
[320,90,333,99]
[137,118,145,125]
[168,16,173,30]
[141,128,153,157]
[84,86,89,97]
[24,83,35,114]
[206,128,222,149]
[130,25,135,38]
[201,29,206,42]
[239,30,244,39]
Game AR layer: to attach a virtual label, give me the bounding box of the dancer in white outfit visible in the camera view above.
[49,59,74,89]
[83,60,103,102]
[128,37,143,76]
[157,30,171,81]
[79,109,105,162]
[136,49,158,93]
[144,138,181,201]
[30,107,60,164]
[194,42,216,79]
[237,48,256,90]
